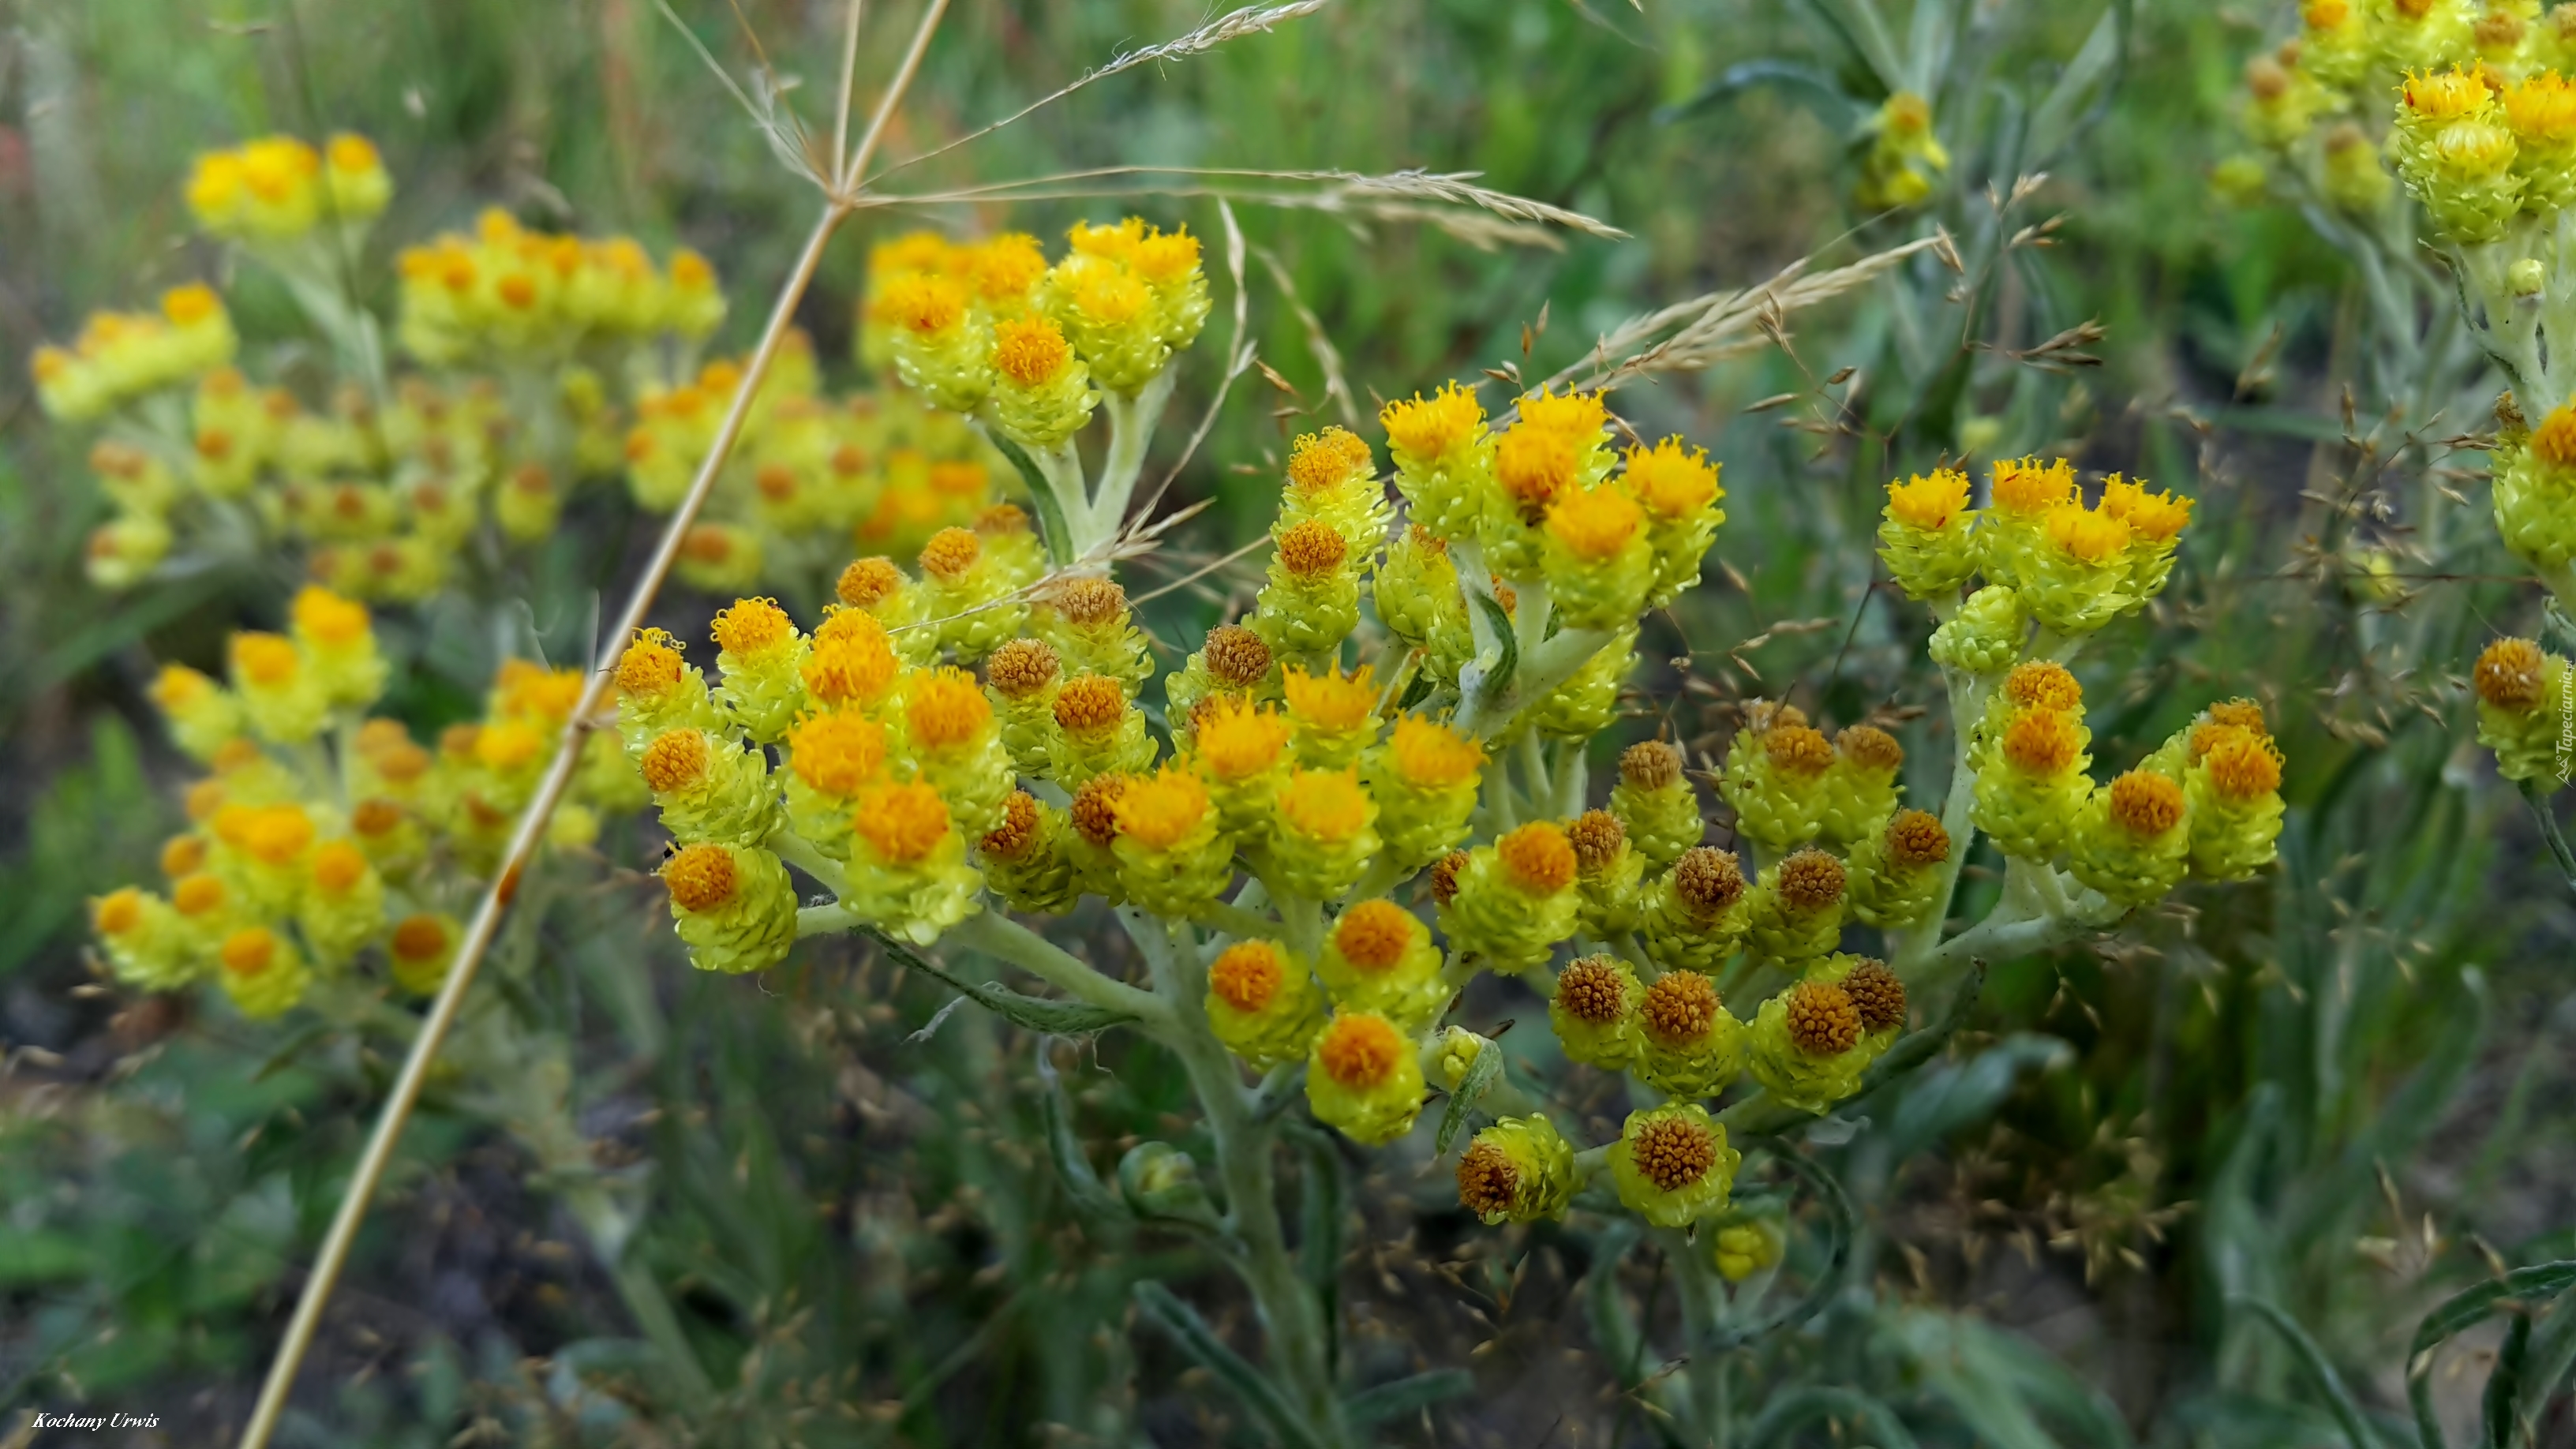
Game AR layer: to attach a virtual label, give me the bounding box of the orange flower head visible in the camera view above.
[985,638,1061,699]
[2106,769,2186,837]
[93,888,146,937]
[1556,956,1631,1024]
[310,840,369,894]
[1517,388,1609,439]
[802,611,900,710]
[1052,674,1129,738]
[174,873,227,917]
[391,914,451,964]
[906,668,994,752]
[662,843,739,912]
[1380,381,1484,460]
[1886,468,1971,530]
[1784,980,1861,1055]
[1632,1114,1717,1191]
[1765,724,1835,777]
[1196,696,1293,781]
[639,728,712,794]
[919,526,983,582]
[1625,437,1723,520]
[1546,483,1645,561]
[1283,665,1376,733]
[2099,476,2192,543]
[712,597,797,657]
[1776,848,1846,912]
[244,805,316,867]
[2535,402,2576,470]
[836,557,906,608]
[1211,941,1286,1013]
[1568,810,1627,871]
[616,627,687,701]
[2206,732,2285,800]
[1287,427,1376,494]
[290,586,371,648]
[1203,625,1274,687]
[161,834,209,878]
[1279,767,1372,844]
[1496,822,1578,894]
[1333,900,1417,972]
[969,232,1048,301]
[788,711,887,796]
[1316,1011,1405,1088]
[1388,714,1485,789]
[2045,504,2131,564]
[1989,456,2077,516]
[853,781,953,864]
[1113,766,1212,850]
[2001,709,2083,776]
[1837,724,1904,774]
[1495,425,1580,512]
[1277,519,1349,578]
[992,314,1075,387]
[231,632,301,688]
[1642,968,1721,1046]
[221,927,279,977]
[2004,661,2084,712]
[885,273,965,335]
[1885,810,1952,869]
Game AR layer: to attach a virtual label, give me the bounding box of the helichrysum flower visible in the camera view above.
[2496,402,2576,574]
[1532,625,1638,739]
[1542,480,1653,630]
[987,313,1098,450]
[1817,955,1909,1050]
[1306,1009,1428,1147]
[1548,953,1644,1069]
[1035,578,1155,694]
[1818,724,1905,844]
[1314,899,1448,1033]
[1973,703,2091,862]
[1567,808,1646,936]
[2476,636,2571,785]
[1381,381,1492,541]
[1265,766,1381,900]
[674,522,766,597]
[1205,938,1326,1069]
[783,709,888,859]
[639,726,781,848]
[840,556,931,640]
[1928,584,2030,674]
[1373,526,1466,653]
[1608,1102,1740,1228]
[218,924,311,1019]
[1978,456,2077,587]
[1367,714,1486,871]
[1455,1115,1578,1225]
[1111,765,1235,919]
[387,912,462,995]
[290,586,388,710]
[1279,428,1392,561]
[2185,721,2286,881]
[711,597,811,744]
[984,637,1065,776]
[92,888,195,991]
[2301,0,2372,88]
[1624,437,1725,608]
[2392,67,2524,243]
[1844,808,1954,929]
[886,272,993,414]
[1282,665,1381,767]
[1063,773,1135,905]
[2069,768,2192,905]
[802,607,906,719]
[297,839,384,964]
[1193,694,1295,833]
[1610,739,1705,868]
[901,666,1014,840]
[618,628,727,755]
[2022,500,2140,635]
[662,841,799,975]
[1721,705,1835,852]
[230,631,329,744]
[976,790,1080,915]
[1437,822,1581,975]
[1486,394,1611,576]
[1051,674,1159,787]
[1166,623,1279,737]
[1748,977,1875,1114]
[1633,968,1747,1099]
[843,780,983,944]
[1639,845,1750,973]
[151,665,243,763]
[2507,71,2576,212]
[1879,468,1979,600]
[1743,848,1848,968]
[2379,3,2479,78]
[1855,91,1952,209]
[2097,475,2193,601]
[1253,519,1365,660]
[918,526,1035,662]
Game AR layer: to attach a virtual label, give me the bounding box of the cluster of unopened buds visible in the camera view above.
[87,587,644,1017]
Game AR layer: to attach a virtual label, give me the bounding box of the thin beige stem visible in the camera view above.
[837,0,950,197]
[830,0,867,184]
[234,202,852,1449]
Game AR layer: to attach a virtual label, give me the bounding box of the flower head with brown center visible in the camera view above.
[837,557,905,608]
[1497,822,1578,894]
[1765,724,1834,777]
[1556,956,1631,1024]
[1621,739,1683,790]
[1052,676,1129,739]
[1456,1143,1519,1218]
[1631,1115,1717,1192]
[1049,577,1128,627]
[919,527,983,582]
[1837,725,1904,775]
[1568,811,1627,873]
[981,792,1043,859]
[985,638,1061,699]
[1069,774,1134,848]
[1784,980,1861,1055]
[1430,851,1468,907]
[1776,848,1846,912]
[1673,847,1746,915]
[1203,625,1273,686]
[1277,519,1349,578]
[640,729,711,794]
[2107,769,2185,837]
[1211,941,1285,1013]
[1333,900,1416,973]
[663,843,739,912]
[2477,638,2548,711]
[1641,969,1721,1047]
[1843,960,1907,1033]
[1884,810,1951,870]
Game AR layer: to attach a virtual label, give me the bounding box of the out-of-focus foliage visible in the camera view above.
[2,0,2573,1445]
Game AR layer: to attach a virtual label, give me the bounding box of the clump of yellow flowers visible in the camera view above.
[88,586,645,1018]
[31,135,1002,608]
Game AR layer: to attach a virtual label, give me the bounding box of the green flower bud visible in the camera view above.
[2185,725,2286,882]
[1035,578,1155,695]
[2496,410,2576,576]
[1608,1103,1740,1228]
[1282,428,1395,563]
[1372,526,1464,646]
[90,888,197,992]
[1119,1142,1219,1224]
[1455,1114,1578,1225]
[885,274,994,414]
[1532,627,1638,739]
[1049,675,1159,789]
[1308,1010,1428,1147]
[987,315,1099,451]
[1206,938,1327,1069]
[614,629,728,758]
[1253,519,1366,662]
[228,632,330,745]
[1713,1217,1784,1282]
[1927,585,2029,674]
[918,526,1035,665]
[663,841,799,975]
[983,638,1065,778]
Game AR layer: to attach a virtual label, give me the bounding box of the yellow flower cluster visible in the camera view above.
[395,208,724,364]
[1876,456,2193,639]
[91,587,646,1017]
[620,333,1009,594]
[1855,92,1953,212]
[29,284,238,424]
[185,133,390,243]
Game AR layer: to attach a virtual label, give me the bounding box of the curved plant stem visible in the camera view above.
[2519,778,2576,893]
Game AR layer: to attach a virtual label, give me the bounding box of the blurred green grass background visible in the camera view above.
[5,0,2576,1444]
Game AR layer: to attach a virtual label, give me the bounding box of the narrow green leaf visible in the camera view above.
[1343,1368,1473,1426]
[2486,1312,2530,1449]
[2229,1297,2375,1449]
[869,929,1138,1035]
[1583,1222,1649,1390]
[2509,1295,2576,1449]
[1433,1036,1505,1155]
[2408,1262,2576,1449]
[1285,1121,1347,1373]
[983,428,1076,567]
[1709,1148,1853,1351]
[1469,590,1518,702]
[1034,1044,1133,1226]
[1746,1385,1921,1448]
[1133,1280,1327,1449]
[2025,2,2126,165]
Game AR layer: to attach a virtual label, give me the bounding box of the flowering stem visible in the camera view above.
[1202,900,1283,942]
[2518,780,2576,891]
[1139,916,1348,1447]
[796,901,859,938]
[1091,369,1179,545]
[1661,1226,1728,1440]
[946,910,1175,1030]
[1896,663,1990,977]
[771,830,844,890]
